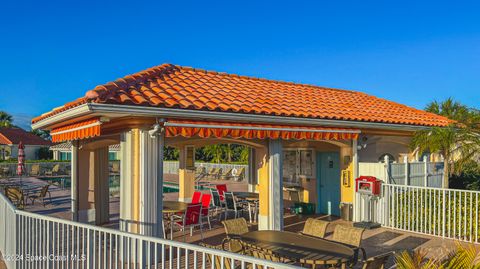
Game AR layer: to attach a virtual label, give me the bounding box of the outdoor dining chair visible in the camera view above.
[28,184,52,206]
[221,217,249,254]
[210,189,224,219]
[216,184,227,201]
[224,192,247,220]
[300,218,329,239]
[199,243,234,269]
[173,203,203,241]
[200,193,212,229]
[5,187,25,209]
[361,251,393,269]
[192,191,202,204]
[331,224,367,263]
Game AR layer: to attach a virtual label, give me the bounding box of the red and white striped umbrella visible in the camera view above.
[17,141,26,176]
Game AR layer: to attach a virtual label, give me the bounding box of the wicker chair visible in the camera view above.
[199,243,234,269]
[221,218,249,253]
[5,187,25,209]
[300,218,329,238]
[331,225,367,264]
[45,164,60,176]
[30,164,41,176]
[29,185,51,206]
[361,252,393,269]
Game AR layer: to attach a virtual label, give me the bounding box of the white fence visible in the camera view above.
[0,193,297,269]
[372,183,480,243]
[359,158,444,188]
[163,161,249,180]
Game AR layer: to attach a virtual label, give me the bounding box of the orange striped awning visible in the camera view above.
[50,118,102,142]
[164,120,360,140]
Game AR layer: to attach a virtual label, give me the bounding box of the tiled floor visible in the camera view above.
[0,175,467,268]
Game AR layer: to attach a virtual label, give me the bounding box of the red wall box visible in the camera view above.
[355,176,382,196]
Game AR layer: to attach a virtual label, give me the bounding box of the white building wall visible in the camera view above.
[357,135,412,163]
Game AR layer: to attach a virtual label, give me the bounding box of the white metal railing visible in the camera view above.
[375,183,480,243]
[0,193,298,269]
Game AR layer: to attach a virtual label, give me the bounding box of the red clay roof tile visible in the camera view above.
[0,128,52,146]
[32,64,451,127]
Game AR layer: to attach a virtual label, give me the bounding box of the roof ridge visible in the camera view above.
[85,63,362,100]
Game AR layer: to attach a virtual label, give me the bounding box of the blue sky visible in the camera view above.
[0,0,479,130]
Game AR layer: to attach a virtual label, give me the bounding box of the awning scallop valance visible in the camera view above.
[164,120,360,141]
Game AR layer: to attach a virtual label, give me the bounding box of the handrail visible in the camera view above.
[0,191,300,269]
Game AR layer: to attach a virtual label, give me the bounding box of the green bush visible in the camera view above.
[391,189,480,241]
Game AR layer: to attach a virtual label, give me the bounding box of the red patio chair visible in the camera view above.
[192,191,202,204]
[174,203,203,241]
[201,193,212,230]
[215,184,227,201]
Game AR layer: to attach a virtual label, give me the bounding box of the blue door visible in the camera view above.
[316,152,341,216]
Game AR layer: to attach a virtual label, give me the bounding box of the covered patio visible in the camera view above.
[26,63,452,268]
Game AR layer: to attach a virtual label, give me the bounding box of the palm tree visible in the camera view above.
[203,145,224,163]
[413,98,480,188]
[0,111,13,127]
[426,98,480,130]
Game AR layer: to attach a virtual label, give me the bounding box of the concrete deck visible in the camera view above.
[0,175,465,268]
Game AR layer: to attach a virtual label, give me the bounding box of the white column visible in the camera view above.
[423,156,428,187]
[352,139,360,222]
[120,128,165,238]
[71,141,79,221]
[268,139,283,231]
[139,130,164,237]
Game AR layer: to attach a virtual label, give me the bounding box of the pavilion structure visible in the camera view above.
[32,64,450,238]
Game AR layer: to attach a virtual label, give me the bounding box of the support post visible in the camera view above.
[248,148,257,192]
[352,139,360,222]
[71,141,79,221]
[178,146,195,203]
[423,156,428,187]
[268,139,283,231]
[119,128,165,237]
[155,131,164,238]
[404,155,408,186]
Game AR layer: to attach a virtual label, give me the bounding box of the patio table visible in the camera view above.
[233,191,259,223]
[238,230,355,268]
[163,201,189,239]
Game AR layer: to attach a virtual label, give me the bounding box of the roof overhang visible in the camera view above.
[32,103,434,133]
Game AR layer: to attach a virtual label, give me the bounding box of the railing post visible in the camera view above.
[404,156,409,186]
[384,155,390,184]
[423,156,428,187]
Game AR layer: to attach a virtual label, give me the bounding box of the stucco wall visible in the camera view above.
[7,145,47,160]
[358,135,412,163]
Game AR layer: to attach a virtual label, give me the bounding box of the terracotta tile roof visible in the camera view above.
[32,64,451,127]
[0,128,52,146]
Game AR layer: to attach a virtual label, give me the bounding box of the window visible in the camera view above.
[378,153,394,163]
[60,152,71,161]
[283,149,315,183]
